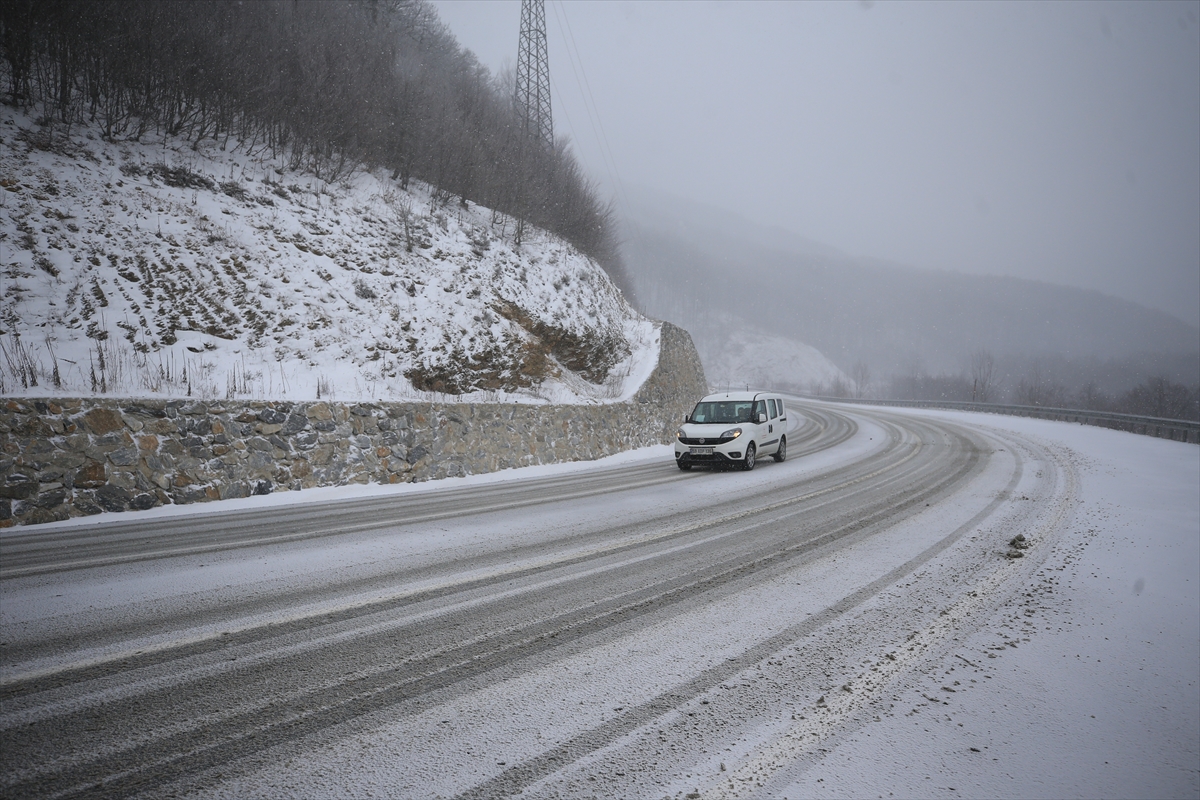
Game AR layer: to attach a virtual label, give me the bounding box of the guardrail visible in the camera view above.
[798,396,1200,445]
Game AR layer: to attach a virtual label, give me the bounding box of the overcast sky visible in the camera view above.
[431,1,1200,327]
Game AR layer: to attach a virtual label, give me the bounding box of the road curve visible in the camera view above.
[0,406,852,582]
[0,402,1076,799]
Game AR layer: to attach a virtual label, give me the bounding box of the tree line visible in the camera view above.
[0,0,620,269]
[823,349,1199,421]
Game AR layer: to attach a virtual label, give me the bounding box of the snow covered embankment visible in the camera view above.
[0,107,654,404]
[0,323,706,525]
[699,322,849,393]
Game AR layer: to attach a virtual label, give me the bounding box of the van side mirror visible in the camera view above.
[684,414,691,423]
[757,412,767,423]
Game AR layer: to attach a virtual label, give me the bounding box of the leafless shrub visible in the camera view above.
[150,163,214,190]
[0,333,39,389]
[226,358,256,399]
[43,335,62,389]
[34,254,59,277]
[389,192,416,253]
[354,278,377,300]
[220,181,249,201]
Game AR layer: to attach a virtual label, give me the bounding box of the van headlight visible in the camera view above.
[676,429,685,439]
[721,427,742,439]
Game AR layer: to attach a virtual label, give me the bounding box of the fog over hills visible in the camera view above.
[620,187,1199,396]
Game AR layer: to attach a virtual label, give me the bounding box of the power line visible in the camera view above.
[547,1,652,302]
[548,1,634,218]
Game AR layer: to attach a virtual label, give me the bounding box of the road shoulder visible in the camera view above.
[772,413,1200,799]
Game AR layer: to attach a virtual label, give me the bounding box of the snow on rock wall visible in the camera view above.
[0,324,706,526]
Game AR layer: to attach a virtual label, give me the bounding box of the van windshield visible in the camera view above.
[690,401,753,424]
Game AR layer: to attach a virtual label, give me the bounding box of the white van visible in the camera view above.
[674,391,788,471]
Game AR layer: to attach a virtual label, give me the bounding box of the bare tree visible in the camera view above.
[900,355,925,401]
[1015,362,1066,407]
[826,374,851,398]
[388,191,416,252]
[1121,376,1198,420]
[969,348,995,403]
[1074,381,1109,411]
[1,0,619,269]
[851,360,871,399]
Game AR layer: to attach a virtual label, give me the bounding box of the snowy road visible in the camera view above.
[1,403,1196,799]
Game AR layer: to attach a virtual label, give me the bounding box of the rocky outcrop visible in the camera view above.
[0,323,706,526]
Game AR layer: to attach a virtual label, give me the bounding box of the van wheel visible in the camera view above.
[773,436,787,462]
[743,443,756,471]
[677,457,692,471]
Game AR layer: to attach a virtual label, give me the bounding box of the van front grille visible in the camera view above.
[679,435,736,446]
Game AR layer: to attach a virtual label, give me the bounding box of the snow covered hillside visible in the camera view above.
[0,108,656,404]
[700,325,849,394]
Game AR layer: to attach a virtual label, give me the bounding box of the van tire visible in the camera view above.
[677,458,692,471]
[743,443,756,471]
[773,436,787,462]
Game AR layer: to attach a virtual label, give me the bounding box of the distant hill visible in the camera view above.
[620,188,1199,392]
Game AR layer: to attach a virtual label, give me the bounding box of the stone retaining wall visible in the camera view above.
[1,323,707,527]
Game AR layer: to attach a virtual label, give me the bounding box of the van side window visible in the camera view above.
[755,400,767,419]
[777,399,785,418]
[768,399,778,418]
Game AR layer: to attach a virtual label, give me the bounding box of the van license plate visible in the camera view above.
[690,447,713,456]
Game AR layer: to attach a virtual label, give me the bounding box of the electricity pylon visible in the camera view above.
[516,0,553,151]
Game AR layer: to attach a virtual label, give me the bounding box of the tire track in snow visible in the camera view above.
[498,417,1075,800]
[706,430,1079,798]
[0,410,853,690]
[162,417,984,796]
[1,408,988,799]
[459,415,1014,800]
